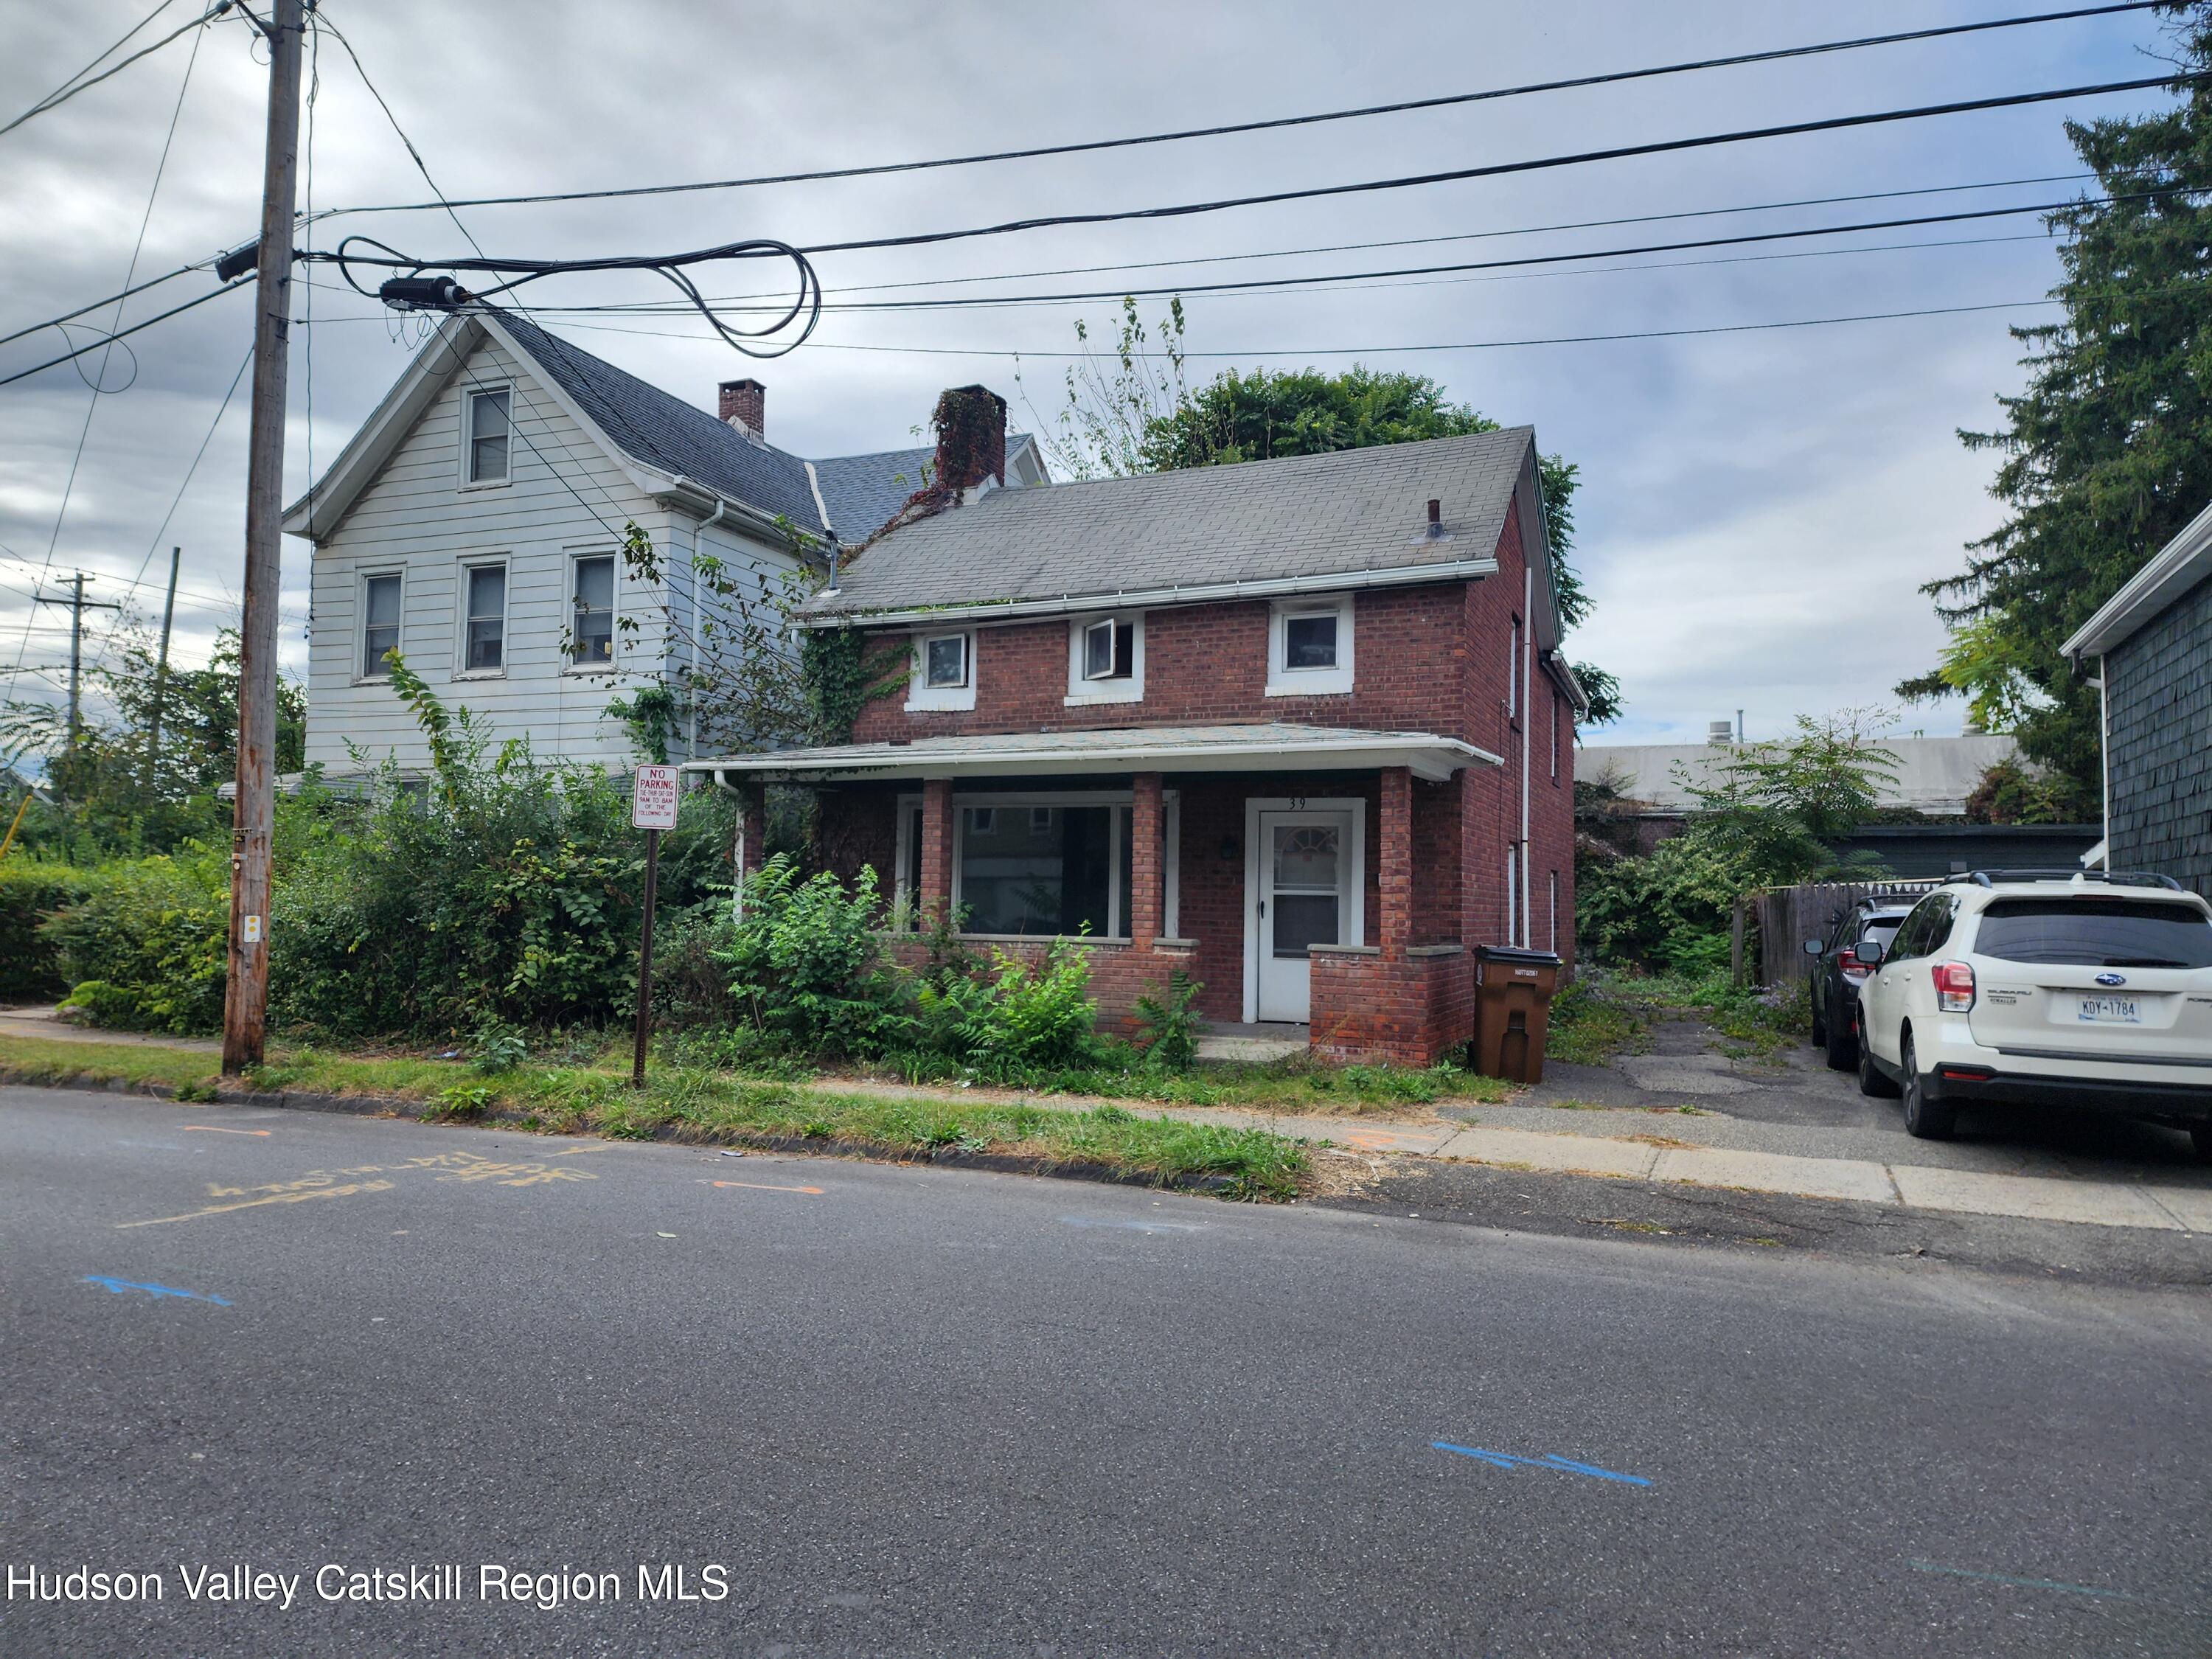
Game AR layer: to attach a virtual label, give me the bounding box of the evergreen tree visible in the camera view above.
[1909,2,2212,793]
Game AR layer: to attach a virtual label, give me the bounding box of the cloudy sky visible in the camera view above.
[0,0,2179,752]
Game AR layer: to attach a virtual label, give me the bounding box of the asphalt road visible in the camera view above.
[4,1085,2209,1658]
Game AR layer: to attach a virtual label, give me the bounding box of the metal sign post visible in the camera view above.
[630,765,680,1087]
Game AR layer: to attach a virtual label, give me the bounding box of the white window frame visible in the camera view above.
[455,556,510,678]
[906,629,977,711]
[460,385,515,490]
[945,788,1156,942]
[356,568,403,684]
[1266,595,1354,696]
[565,548,619,674]
[1065,611,1144,706]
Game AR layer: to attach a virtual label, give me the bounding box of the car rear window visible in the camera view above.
[1972,899,2212,968]
[1859,919,1905,948]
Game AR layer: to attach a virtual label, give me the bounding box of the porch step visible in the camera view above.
[1195,1025,1309,1065]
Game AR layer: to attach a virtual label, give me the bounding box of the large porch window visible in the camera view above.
[893,789,1175,939]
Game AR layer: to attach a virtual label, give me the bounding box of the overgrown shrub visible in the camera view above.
[713,855,908,1057]
[41,849,229,1032]
[0,860,93,1002]
[1133,970,1203,1071]
[956,942,1099,1074]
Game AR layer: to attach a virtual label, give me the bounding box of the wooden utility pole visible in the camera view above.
[35,573,120,768]
[144,546,180,796]
[223,0,304,1074]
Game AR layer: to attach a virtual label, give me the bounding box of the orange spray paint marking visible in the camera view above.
[181,1126,271,1137]
[709,1179,824,1196]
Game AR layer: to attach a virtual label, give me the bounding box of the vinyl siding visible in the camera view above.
[305,334,800,773]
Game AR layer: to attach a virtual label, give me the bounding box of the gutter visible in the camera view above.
[790,554,1501,630]
[656,471,830,564]
[688,731,1505,786]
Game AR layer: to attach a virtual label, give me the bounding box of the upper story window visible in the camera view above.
[1267,596,1354,696]
[907,628,977,712]
[465,389,512,485]
[462,562,507,673]
[571,554,615,666]
[1066,612,1144,705]
[1509,616,1524,720]
[361,572,401,679]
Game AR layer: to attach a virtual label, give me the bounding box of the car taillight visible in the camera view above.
[1837,948,1870,980]
[1932,960,1976,1013]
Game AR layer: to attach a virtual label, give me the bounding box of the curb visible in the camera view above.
[0,1069,1251,1197]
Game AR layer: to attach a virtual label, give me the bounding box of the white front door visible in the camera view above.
[1253,808,1356,1023]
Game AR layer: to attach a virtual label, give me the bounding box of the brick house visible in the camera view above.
[686,388,1588,1064]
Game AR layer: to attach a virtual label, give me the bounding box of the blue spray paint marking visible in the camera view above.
[83,1276,232,1307]
[1906,1559,2157,1605]
[1433,1441,1651,1486]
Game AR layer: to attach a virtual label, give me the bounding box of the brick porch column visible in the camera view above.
[1130,773,1164,946]
[732,782,767,917]
[919,777,956,927]
[1379,765,1413,961]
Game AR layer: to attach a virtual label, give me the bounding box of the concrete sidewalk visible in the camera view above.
[1155,1104,2212,1234]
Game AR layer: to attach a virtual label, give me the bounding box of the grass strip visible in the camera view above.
[0,1034,1310,1201]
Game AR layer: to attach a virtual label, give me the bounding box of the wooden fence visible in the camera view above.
[1732,877,1943,987]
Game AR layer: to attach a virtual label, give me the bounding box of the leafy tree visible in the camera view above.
[0,625,305,856]
[1908,1,2212,793]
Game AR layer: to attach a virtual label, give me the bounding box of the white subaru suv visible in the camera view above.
[1854,869,2212,1153]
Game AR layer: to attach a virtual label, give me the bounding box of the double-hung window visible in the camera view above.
[361,573,401,678]
[1267,597,1354,695]
[571,554,614,666]
[462,563,507,672]
[466,389,511,484]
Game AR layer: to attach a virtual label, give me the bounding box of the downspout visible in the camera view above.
[1521,563,1534,947]
[2098,652,2111,869]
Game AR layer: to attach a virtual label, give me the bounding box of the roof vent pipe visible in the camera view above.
[1427,498,1442,536]
[825,545,841,594]
[1708,720,1735,746]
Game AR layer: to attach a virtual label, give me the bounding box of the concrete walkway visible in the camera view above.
[0,1006,220,1053]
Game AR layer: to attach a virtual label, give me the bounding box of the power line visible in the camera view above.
[651,171,2117,307]
[1,0,236,141]
[310,3,2167,218]
[785,296,2081,360]
[10,24,212,709]
[512,188,2187,319]
[790,74,2211,260]
[0,278,251,390]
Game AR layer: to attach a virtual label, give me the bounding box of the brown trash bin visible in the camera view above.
[1471,945,1562,1084]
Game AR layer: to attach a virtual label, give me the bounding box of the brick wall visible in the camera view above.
[2106,570,2212,897]
[852,583,1478,744]
[880,933,1196,1034]
[1310,947,1472,1065]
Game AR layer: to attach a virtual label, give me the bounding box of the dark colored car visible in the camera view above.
[1804,897,1919,1070]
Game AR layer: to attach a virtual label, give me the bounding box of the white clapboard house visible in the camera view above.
[282,309,1046,779]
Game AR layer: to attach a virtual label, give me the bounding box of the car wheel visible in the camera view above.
[1824,1004,1858,1071]
[1899,1035,1956,1140]
[1857,1021,1900,1099]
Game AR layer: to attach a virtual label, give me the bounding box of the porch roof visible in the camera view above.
[686,723,1502,786]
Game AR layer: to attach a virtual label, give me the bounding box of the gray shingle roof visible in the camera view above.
[801,426,1534,619]
[495,311,830,535]
[810,445,934,543]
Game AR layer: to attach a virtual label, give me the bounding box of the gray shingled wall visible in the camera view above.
[2104,568,2212,897]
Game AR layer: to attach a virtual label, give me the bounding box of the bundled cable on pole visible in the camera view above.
[315,235,824,358]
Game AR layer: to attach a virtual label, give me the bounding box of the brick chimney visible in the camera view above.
[931,384,1006,498]
[717,378,765,437]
